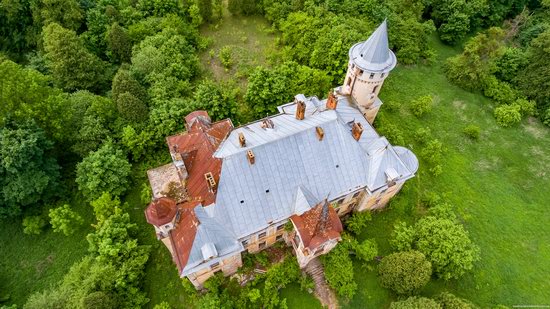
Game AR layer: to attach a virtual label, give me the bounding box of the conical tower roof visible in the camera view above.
[349,19,396,73]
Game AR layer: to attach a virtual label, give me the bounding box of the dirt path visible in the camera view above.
[304,257,339,309]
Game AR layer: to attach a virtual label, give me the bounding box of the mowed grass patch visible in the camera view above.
[0,194,93,306]
[199,12,279,87]
[345,35,550,308]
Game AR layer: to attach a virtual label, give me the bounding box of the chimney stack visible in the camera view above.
[316,127,324,141]
[296,100,305,120]
[352,122,363,141]
[326,91,337,110]
[247,150,255,165]
[238,132,246,147]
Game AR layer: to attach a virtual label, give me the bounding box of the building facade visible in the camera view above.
[144,20,418,288]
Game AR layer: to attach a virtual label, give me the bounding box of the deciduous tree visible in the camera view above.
[378,251,432,295]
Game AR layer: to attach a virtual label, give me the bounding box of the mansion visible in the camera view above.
[144,20,418,288]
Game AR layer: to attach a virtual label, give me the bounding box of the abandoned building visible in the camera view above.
[144,20,418,288]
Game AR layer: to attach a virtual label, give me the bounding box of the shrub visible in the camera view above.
[378,251,432,295]
[117,92,148,123]
[299,274,315,292]
[23,215,47,235]
[345,211,372,234]
[494,104,521,127]
[379,122,405,145]
[421,139,445,176]
[482,76,517,105]
[410,95,433,117]
[391,216,480,280]
[389,296,441,309]
[219,46,233,69]
[514,98,536,117]
[153,301,171,309]
[320,242,357,299]
[421,191,442,208]
[414,127,432,145]
[543,107,550,126]
[49,204,83,236]
[355,239,378,263]
[463,125,480,140]
[435,292,478,308]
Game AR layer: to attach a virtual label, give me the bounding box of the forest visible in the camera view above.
[1,0,549,308]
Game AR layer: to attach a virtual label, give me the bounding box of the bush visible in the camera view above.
[355,239,378,263]
[435,292,478,308]
[494,104,521,127]
[379,122,405,145]
[514,98,536,117]
[410,95,433,117]
[543,107,550,126]
[345,211,371,234]
[49,204,83,236]
[482,76,517,105]
[299,274,315,292]
[378,251,432,295]
[413,127,431,145]
[421,139,445,176]
[219,46,233,69]
[23,215,47,235]
[391,216,480,280]
[389,296,441,309]
[463,125,480,140]
[320,242,357,299]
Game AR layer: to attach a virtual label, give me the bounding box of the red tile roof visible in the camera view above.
[290,201,343,251]
[145,197,177,226]
[169,201,201,272]
[166,112,233,206]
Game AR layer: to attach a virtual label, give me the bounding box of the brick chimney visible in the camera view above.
[352,122,363,141]
[238,132,246,147]
[247,150,255,165]
[326,91,337,110]
[316,127,324,141]
[296,100,305,120]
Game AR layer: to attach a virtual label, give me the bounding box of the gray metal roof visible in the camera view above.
[182,205,243,276]
[349,20,397,72]
[211,95,417,238]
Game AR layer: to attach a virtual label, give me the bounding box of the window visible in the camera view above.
[259,232,266,239]
[210,262,220,269]
[242,239,248,247]
[351,64,355,70]
[346,78,352,86]
[358,69,364,76]
[372,85,379,94]
[381,73,385,78]
[353,191,361,198]
[276,235,283,241]
[277,224,285,231]
[369,73,375,79]
[259,241,266,249]
[164,224,170,229]
[338,198,345,205]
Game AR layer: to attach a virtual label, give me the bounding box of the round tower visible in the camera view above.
[342,20,396,124]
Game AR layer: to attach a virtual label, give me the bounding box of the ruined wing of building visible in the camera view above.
[144,20,419,288]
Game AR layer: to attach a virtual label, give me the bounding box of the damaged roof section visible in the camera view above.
[290,199,343,251]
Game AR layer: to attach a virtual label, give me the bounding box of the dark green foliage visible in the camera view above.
[390,17,436,65]
[378,251,432,295]
[389,296,442,309]
[0,121,60,218]
[111,68,147,103]
[42,23,108,92]
[391,216,480,280]
[107,23,131,63]
[410,95,434,117]
[198,0,213,22]
[37,0,84,30]
[48,204,83,236]
[494,48,528,83]
[494,104,522,127]
[76,142,131,201]
[320,240,357,299]
[192,80,239,121]
[426,0,487,44]
[463,124,481,140]
[0,0,37,54]
[482,76,518,105]
[116,92,149,123]
[345,211,372,234]
[22,215,47,235]
[245,62,330,118]
[436,292,479,308]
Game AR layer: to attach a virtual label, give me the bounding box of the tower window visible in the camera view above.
[381,73,385,78]
[369,73,375,79]
[358,69,364,76]
[372,85,379,94]
[346,78,352,86]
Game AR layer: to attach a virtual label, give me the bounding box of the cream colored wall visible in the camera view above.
[186,253,243,288]
[243,222,286,253]
[356,182,405,212]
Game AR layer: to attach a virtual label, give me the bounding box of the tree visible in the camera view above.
[444,28,505,91]
[36,0,83,30]
[197,0,213,23]
[378,251,432,295]
[107,23,132,63]
[320,241,357,299]
[345,211,372,235]
[76,142,131,201]
[192,80,238,121]
[117,92,148,123]
[49,204,83,236]
[355,239,378,263]
[391,216,480,280]
[410,95,433,117]
[389,296,441,309]
[0,120,60,217]
[42,23,107,91]
[90,192,125,224]
[23,215,47,235]
[436,292,479,309]
[111,68,147,103]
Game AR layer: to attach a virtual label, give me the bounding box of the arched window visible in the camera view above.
[372,85,379,94]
